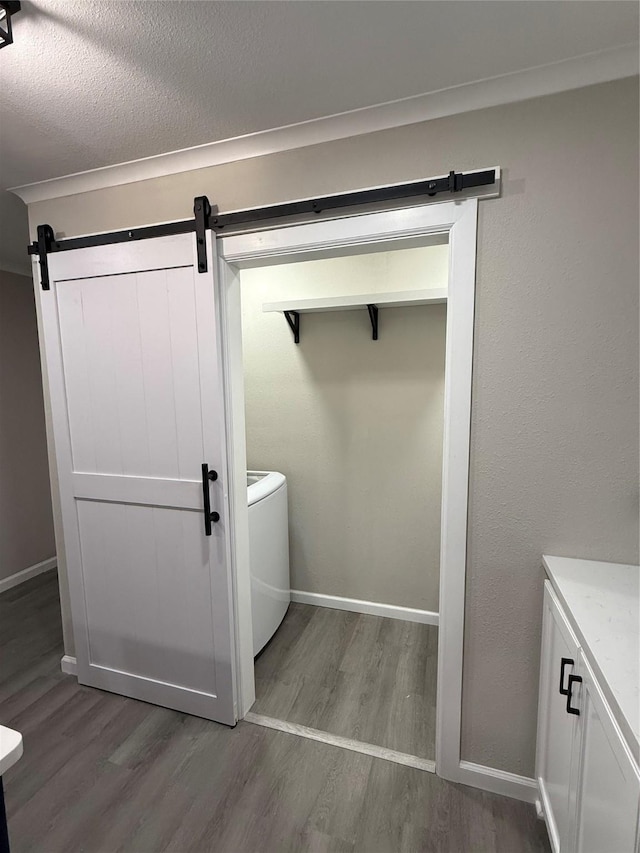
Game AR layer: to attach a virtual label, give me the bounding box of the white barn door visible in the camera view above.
[37,232,236,725]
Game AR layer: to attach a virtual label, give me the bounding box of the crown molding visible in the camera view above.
[10,43,638,206]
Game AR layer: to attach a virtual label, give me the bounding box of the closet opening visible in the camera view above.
[236,236,448,764]
[31,196,479,782]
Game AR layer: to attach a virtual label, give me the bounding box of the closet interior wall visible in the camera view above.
[240,244,448,612]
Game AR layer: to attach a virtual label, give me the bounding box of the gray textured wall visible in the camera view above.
[0,270,55,580]
[27,78,639,775]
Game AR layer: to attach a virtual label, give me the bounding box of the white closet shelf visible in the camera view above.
[262,289,447,344]
[262,288,447,315]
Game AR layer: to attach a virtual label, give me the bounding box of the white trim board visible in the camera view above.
[457,761,538,804]
[61,655,78,676]
[291,590,439,626]
[10,44,637,205]
[0,557,57,594]
[244,713,436,773]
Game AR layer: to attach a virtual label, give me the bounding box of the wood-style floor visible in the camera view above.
[253,603,437,759]
[1,572,551,853]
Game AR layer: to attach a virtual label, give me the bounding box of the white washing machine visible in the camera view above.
[247,471,291,655]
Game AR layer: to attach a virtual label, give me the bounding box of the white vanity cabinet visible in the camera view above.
[536,583,581,852]
[536,560,640,853]
[571,652,639,853]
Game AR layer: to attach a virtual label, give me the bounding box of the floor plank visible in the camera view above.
[253,603,438,759]
[0,572,551,853]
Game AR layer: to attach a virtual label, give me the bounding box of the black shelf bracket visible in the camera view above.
[193,196,211,273]
[36,224,55,290]
[284,311,300,344]
[367,304,379,341]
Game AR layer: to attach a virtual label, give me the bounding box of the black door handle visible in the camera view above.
[566,674,582,715]
[559,658,574,695]
[201,463,219,536]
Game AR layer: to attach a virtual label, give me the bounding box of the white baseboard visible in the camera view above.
[61,655,77,676]
[457,760,538,804]
[0,557,57,594]
[290,590,438,626]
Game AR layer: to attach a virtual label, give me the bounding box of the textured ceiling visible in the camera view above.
[1,0,638,272]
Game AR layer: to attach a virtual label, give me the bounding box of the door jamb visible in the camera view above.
[217,199,478,781]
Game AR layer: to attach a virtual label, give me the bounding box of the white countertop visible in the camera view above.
[543,555,639,757]
[0,725,23,776]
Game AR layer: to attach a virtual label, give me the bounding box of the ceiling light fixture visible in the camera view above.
[0,1,21,49]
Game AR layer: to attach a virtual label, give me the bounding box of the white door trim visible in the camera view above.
[217,199,478,777]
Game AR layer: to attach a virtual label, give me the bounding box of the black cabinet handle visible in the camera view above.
[201,463,219,536]
[566,674,582,715]
[559,657,574,695]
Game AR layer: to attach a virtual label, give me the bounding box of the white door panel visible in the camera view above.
[39,231,236,725]
[77,500,219,692]
[56,266,208,479]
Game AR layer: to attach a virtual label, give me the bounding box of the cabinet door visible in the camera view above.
[536,582,581,853]
[572,651,640,853]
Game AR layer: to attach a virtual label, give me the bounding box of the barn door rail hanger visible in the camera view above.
[35,224,55,290]
[28,168,497,290]
[193,195,210,273]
